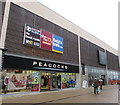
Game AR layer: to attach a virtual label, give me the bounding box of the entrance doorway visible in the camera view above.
[101,75,106,85]
[41,72,50,91]
[40,71,61,91]
[51,73,61,90]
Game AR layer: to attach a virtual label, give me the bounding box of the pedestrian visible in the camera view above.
[1,74,5,91]
[4,76,9,94]
[99,79,103,90]
[93,79,99,94]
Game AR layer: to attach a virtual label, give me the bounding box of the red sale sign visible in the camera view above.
[40,30,52,51]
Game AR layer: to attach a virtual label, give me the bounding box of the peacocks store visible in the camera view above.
[0,2,119,95]
[1,4,80,94]
[1,55,79,94]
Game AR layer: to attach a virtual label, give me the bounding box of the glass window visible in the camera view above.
[1,69,40,94]
[61,73,78,89]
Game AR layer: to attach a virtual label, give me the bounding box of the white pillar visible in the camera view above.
[0,1,11,72]
[105,50,108,85]
[0,1,10,48]
[78,36,82,88]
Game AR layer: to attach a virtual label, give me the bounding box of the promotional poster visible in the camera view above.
[7,73,27,90]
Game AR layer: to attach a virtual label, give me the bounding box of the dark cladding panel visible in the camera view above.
[80,37,106,68]
[106,51,119,71]
[34,15,55,33]
[4,3,79,65]
[34,15,79,63]
[0,2,2,37]
[0,2,6,38]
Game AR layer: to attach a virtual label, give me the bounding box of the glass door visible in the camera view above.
[40,72,61,91]
[51,73,57,90]
[41,72,50,91]
[51,73,61,90]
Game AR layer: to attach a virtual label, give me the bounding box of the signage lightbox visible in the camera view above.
[52,35,63,54]
[40,30,52,51]
[98,50,107,65]
[23,24,41,47]
[3,55,79,73]
[23,24,64,54]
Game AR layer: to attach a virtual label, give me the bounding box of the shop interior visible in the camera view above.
[1,69,78,94]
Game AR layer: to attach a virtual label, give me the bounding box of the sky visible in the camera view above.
[37,0,119,50]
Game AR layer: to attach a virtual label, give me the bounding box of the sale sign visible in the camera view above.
[52,35,63,54]
[40,30,52,51]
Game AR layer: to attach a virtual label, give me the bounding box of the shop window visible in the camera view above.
[25,71,39,92]
[62,73,77,89]
[1,70,40,94]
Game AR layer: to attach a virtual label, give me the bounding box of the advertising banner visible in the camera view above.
[82,80,88,88]
[23,24,41,47]
[31,71,39,84]
[26,71,39,92]
[52,35,63,54]
[23,24,64,54]
[41,30,52,51]
[7,73,27,90]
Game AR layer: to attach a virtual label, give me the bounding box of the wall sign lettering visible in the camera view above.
[23,24,63,54]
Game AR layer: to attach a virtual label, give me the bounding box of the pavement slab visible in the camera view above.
[1,85,119,104]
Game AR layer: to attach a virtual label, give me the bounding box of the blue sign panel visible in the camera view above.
[52,35,63,54]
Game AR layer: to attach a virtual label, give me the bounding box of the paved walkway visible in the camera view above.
[1,85,119,104]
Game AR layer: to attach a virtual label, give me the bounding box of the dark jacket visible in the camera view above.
[94,80,98,88]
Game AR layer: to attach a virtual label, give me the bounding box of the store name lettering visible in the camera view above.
[33,61,68,69]
[41,34,52,43]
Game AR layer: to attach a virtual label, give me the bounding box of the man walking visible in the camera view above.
[93,79,99,94]
[99,79,103,90]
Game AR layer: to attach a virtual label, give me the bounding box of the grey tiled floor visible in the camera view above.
[2,85,119,104]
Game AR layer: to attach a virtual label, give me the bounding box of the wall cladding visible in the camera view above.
[4,3,79,65]
[80,37,119,71]
[0,2,6,38]
[80,37,106,68]
[106,51,119,71]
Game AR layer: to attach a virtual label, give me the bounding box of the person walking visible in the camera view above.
[93,79,99,94]
[99,79,103,90]
[4,76,9,94]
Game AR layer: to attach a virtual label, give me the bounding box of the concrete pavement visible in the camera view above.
[1,85,119,104]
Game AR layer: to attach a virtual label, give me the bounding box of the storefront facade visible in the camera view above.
[80,38,119,86]
[0,2,80,94]
[2,54,79,93]
[0,1,119,94]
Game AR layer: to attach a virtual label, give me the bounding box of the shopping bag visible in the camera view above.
[97,87,100,92]
[92,84,94,87]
